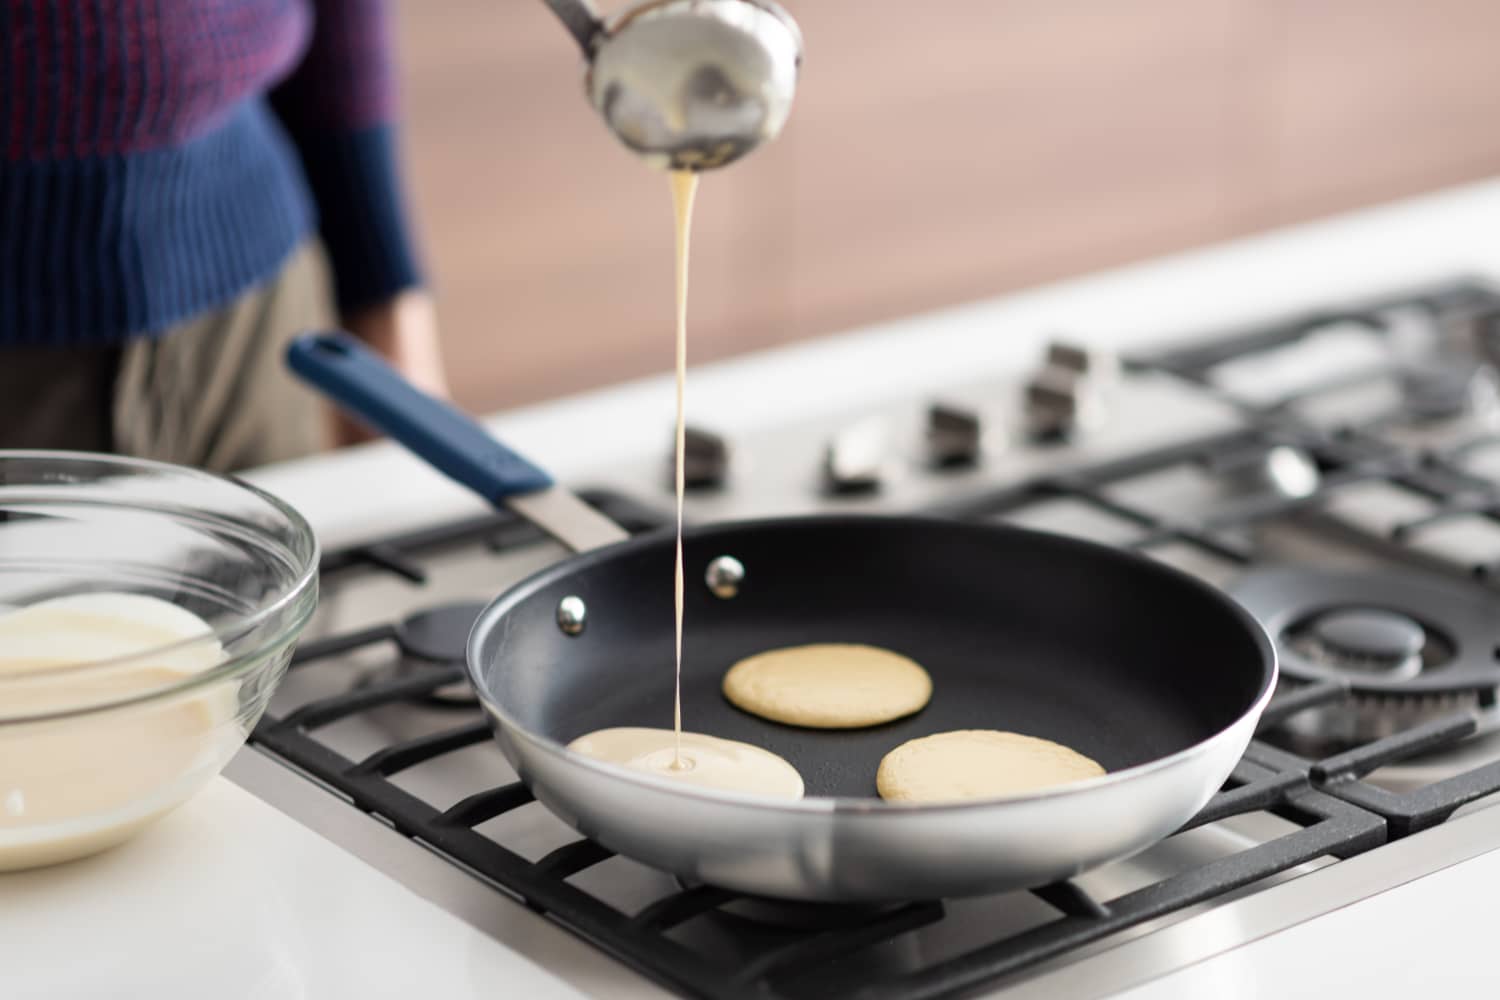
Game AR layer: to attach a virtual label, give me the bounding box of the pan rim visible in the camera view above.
[465,512,1278,815]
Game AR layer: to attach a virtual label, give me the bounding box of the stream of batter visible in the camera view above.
[564,172,804,800]
[669,169,696,768]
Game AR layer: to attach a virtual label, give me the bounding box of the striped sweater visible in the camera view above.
[0,0,421,346]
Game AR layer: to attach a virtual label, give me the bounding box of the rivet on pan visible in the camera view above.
[705,556,745,599]
[557,596,587,636]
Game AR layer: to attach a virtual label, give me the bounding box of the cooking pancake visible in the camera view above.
[877,730,1106,803]
[723,643,933,728]
[568,727,804,799]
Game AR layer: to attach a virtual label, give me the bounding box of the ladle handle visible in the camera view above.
[542,0,604,55]
[286,332,554,501]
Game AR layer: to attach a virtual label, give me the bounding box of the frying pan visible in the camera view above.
[288,333,1277,902]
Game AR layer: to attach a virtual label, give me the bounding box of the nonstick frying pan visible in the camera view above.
[288,333,1277,902]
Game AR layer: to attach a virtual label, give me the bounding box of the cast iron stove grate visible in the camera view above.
[249,474,1500,999]
[251,630,1492,999]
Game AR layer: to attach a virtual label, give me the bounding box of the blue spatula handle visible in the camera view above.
[287,332,553,501]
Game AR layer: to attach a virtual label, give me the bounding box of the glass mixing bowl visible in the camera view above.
[0,452,318,871]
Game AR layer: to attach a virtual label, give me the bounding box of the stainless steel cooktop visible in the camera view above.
[235,277,1500,998]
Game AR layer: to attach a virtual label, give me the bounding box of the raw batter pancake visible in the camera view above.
[876,730,1105,803]
[567,727,804,799]
[723,643,932,728]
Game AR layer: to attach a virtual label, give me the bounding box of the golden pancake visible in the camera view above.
[723,643,932,728]
[876,730,1105,803]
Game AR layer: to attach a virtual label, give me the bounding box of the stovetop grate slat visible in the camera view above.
[739,903,947,989]
[632,886,740,933]
[1312,713,1479,782]
[536,839,618,879]
[1248,736,1500,840]
[1255,681,1352,733]
[1030,881,1109,921]
[1177,766,1307,832]
[349,720,493,777]
[355,543,428,584]
[277,664,465,729]
[288,623,398,666]
[256,705,756,1000]
[846,774,1386,1000]
[1334,760,1500,837]
[437,783,536,826]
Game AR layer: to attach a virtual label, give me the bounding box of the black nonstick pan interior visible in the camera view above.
[475,516,1273,799]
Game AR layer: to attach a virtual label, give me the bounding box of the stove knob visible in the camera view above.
[1023,370,1100,442]
[1022,340,1114,443]
[824,418,888,494]
[1045,341,1119,384]
[926,403,983,468]
[667,425,730,490]
[1443,302,1500,367]
[1398,358,1500,424]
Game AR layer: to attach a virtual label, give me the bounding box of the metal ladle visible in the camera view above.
[543,0,802,170]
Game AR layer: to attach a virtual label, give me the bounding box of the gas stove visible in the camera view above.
[239,277,1500,998]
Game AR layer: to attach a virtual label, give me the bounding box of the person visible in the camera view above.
[0,1,447,472]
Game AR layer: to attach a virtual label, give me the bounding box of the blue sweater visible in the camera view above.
[0,0,422,347]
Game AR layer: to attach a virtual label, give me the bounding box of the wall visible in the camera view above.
[395,1,1500,413]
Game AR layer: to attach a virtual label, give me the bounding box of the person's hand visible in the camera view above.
[332,289,450,447]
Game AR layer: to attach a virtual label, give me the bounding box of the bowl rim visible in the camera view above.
[0,450,320,721]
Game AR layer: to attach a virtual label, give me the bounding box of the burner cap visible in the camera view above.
[1398,360,1500,423]
[396,601,490,663]
[1229,567,1495,696]
[1308,608,1425,676]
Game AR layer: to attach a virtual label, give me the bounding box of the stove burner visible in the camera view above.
[1304,607,1425,680]
[395,601,489,705]
[396,602,489,662]
[1231,567,1499,745]
[1229,568,1494,694]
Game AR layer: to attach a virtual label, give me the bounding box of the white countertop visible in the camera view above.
[11,177,1500,998]
[1114,845,1500,998]
[0,780,585,1000]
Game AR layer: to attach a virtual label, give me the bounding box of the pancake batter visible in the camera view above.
[876,730,1105,803]
[723,643,933,728]
[669,169,697,766]
[0,592,237,870]
[567,727,803,799]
